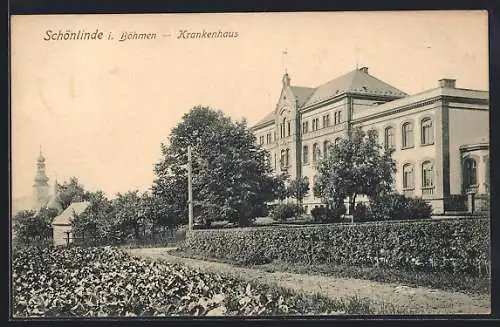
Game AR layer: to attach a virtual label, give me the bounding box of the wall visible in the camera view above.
[448,107,489,194]
[53,224,73,247]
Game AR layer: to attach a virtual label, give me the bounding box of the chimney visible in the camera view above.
[359,67,368,74]
[439,78,456,88]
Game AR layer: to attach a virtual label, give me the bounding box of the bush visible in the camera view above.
[181,218,490,275]
[353,202,371,222]
[311,204,346,223]
[370,194,432,221]
[271,203,302,221]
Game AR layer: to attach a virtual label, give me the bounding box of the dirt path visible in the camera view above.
[126,247,490,315]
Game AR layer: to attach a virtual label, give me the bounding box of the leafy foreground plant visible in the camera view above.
[12,246,382,317]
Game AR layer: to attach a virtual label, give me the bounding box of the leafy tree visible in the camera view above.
[56,177,87,210]
[274,174,289,203]
[12,208,58,244]
[150,174,187,232]
[286,177,310,204]
[70,190,115,245]
[314,127,396,217]
[153,106,280,227]
[112,190,148,241]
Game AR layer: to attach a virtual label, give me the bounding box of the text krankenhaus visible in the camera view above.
[177,29,239,39]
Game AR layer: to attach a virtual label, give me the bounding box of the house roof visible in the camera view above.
[253,111,275,128]
[290,86,316,107]
[252,67,407,129]
[52,201,90,226]
[303,68,407,107]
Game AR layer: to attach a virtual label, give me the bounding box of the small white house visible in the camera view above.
[52,202,90,246]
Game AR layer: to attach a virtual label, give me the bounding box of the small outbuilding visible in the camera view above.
[52,201,90,246]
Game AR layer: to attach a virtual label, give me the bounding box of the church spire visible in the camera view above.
[34,146,50,205]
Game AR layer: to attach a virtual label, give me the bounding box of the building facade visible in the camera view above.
[251,67,489,214]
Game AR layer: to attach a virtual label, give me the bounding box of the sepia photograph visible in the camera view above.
[10,11,490,318]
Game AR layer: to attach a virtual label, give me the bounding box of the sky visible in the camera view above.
[11,11,489,199]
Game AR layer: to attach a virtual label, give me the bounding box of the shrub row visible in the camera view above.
[354,194,433,222]
[181,218,490,275]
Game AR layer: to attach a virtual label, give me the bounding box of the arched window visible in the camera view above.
[323,140,330,158]
[422,161,434,187]
[285,148,290,167]
[464,158,477,187]
[334,137,341,146]
[302,145,309,164]
[281,118,286,138]
[384,127,395,149]
[403,163,414,189]
[280,150,286,168]
[402,122,414,148]
[312,143,319,162]
[287,121,291,136]
[421,118,434,145]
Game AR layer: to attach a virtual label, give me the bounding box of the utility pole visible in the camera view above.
[187,145,193,231]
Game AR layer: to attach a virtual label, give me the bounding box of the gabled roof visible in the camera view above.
[52,201,90,226]
[252,86,315,129]
[290,86,316,107]
[303,68,407,107]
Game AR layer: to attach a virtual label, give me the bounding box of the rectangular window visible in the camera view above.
[302,121,309,134]
[312,118,320,131]
[303,145,309,164]
[266,133,271,144]
[323,115,330,128]
[259,136,264,145]
[287,121,291,136]
[334,111,342,125]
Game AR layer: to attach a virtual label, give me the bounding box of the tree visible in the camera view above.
[112,190,148,241]
[57,177,87,210]
[286,177,310,204]
[153,106,280,227]
[12,208,58,245]
[70,190,115,245]
[314,127,396,218]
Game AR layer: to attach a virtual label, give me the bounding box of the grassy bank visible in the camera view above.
[171,249,490,295]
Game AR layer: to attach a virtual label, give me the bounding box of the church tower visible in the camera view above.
[33,146,50,207]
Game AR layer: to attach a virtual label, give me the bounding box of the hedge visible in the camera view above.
[181,218,490,275]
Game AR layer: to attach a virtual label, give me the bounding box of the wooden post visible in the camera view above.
[188,145,193,231]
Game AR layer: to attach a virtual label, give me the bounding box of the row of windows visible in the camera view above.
[302,111,343,134]
[261,115,432,147]
[401,161,435,190]
[302,138,342,164]
[280,118,291,138]
[259,132,277,145]
[383,118,434,150]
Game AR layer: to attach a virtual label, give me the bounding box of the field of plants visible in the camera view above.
[12,246,370,317]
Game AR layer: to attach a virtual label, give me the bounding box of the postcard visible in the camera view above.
[10,11,490,318]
